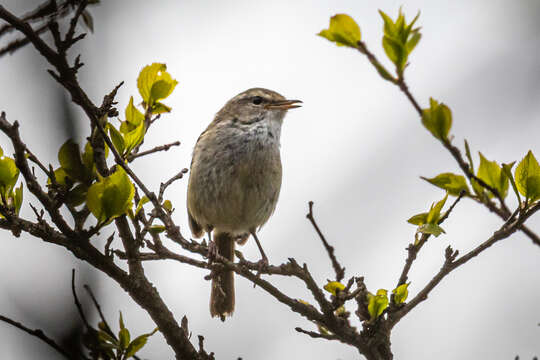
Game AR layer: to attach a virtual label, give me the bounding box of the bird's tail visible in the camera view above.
[210,232,235,321]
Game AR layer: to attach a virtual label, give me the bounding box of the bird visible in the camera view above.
[186,88,301,320]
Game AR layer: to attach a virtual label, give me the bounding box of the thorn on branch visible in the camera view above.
[306,201,345,281]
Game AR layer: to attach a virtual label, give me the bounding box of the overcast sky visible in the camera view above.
[1,0,539,359]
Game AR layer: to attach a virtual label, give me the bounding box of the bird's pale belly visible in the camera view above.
[188,141,282,236]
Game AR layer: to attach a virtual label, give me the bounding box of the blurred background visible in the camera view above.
[1,0,539,359]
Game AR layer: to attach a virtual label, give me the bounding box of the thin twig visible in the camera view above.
[306,201,345,282]
[127,140,181,162]
[83,283,114,338]
[295,327,340,341]
[0,314,72,359]
[71,269,90,329]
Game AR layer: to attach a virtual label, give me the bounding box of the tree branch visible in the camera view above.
[0,314,72,359]
[306,201,345,282]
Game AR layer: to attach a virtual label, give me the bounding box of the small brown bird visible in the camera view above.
[186,88,301,320]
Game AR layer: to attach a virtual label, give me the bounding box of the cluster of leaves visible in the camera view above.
[0,146,22,216]
[51,140,101,207]
[49,63,178,225]
[407,193,448,237]
[321,281,409,324]
[422,150,540,209]
[108,63,177,159]
[318,10,421,81]
[378,9,421,76]
[85,311,158,360]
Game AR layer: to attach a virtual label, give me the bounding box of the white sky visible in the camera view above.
[1,0,539,359]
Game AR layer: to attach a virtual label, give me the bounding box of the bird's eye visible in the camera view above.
[252,96,263,105]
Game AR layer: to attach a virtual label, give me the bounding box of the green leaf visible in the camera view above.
[13,183,23,214]
[135,195,149,216]
[122,119,146,156]
[502,162,521,205]
[515,150,540,203]
[323,281,346,296]
[66,184,88,207]
[367,289,389,320]
[49,167,72,187]
[378,10,396,37]
[81,142,95,175]
[407,212,428,226]
[107,124,125,156]
[124,96,145,131]
[152,102,172,114]
[150,80,175,103]
[317,14,361,48]
[0,155,19,195]
[382,35,406,71]
[427,192,448,224]
[162,199,173,212]
[421,98,452,141]
[87,167,135,224]
[119,328,130,350]
[58,139,90,183]
[417,223,445,237]
[422,173,470,196]
[405,31,421,53]
[124,328,158,359]
[477,152,508,199]
[0,146,3,157]
[137,63,178,107]
[98,329,119,346]
[392,283,409,304]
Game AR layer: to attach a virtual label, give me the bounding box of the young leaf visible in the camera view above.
[87,167,135,224]
[137,63,178,108]
[107,124,125,156]
[426,192,448,224]
[66,184,88,207]
[392,283,409,304]
[502,162,521,205]
[418,223,445,237]
[317,14,361,48]
[515,150,540,203]
[421,98,452,141]
[477,152,508,199]
[124,96,145,131]
[323,281,346,296]
[382,35,406,70]
[124,328,158,359]
[407,212,428,226]
[0,155,19,194]
[152,102,172,114]
[122,119,146,156]
[58,139,91,183]
[162,199,173,212]
[421,173,470,196]
[367,289,389,320]
[119,327,130,350]
[135,195,149,216]
[13,183,23,214]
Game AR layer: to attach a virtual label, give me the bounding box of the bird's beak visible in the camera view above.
[265,99,302,110]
